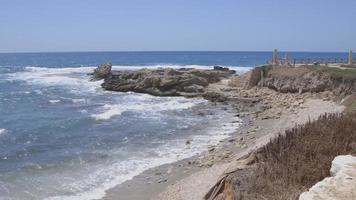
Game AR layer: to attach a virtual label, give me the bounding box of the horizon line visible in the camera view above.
[0,50,353,54]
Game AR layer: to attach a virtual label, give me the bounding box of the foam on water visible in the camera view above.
[0,64,246,200]
[91,96,206,120]
[49,100,61,103]
[0,129,6,135]
[5,66,102,94]
[45,116,242,200]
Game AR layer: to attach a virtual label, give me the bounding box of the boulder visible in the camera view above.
[214,66,230,71]
[164,68,182,76]
[299,155,356,200]
[92,63,112,80]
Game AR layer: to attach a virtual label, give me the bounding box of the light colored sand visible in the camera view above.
[155,98,345,200]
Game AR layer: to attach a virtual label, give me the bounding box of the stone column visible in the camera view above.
[284,52,289,65]
[348,50,353,65]
[272,49,279,65]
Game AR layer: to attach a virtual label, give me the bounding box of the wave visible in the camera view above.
[46,115,242,200]
[91,96,206,120]
[49,99,61,103]
[5,66,102,94]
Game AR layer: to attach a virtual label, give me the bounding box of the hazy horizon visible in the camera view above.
[0,50,354,54]
[1,0,356,53]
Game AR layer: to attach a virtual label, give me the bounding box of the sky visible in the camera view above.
[0,0,355,52]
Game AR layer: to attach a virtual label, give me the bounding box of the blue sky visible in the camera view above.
[0,0,355,52]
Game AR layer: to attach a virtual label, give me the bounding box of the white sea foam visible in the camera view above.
[5,66,102,94]
[71,98,86,103]
[91,104,125,120]
[46,115,242,200]
[49,99,61,103]
[91,97,206,120]
[0,129,7,135]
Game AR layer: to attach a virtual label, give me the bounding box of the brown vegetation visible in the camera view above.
[207,113,356,200]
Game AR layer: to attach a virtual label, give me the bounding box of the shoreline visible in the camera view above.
[102,102,246,200]
[100,70,345,200]
[102,96,344,200]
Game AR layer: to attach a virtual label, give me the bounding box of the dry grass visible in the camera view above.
[342,93,356,113]
[225,113,356,200]
[267,66,312,78]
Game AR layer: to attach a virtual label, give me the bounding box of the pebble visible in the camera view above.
[157,178,168,183]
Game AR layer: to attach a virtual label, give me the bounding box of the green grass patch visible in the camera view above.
[308,65,356,81]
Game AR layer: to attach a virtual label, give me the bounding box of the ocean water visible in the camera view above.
[0,51,350,200]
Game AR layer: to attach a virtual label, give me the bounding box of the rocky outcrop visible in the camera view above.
[264,70,334,93]
[91,63,112,80]
[100,67,236,97]
[299,155,356,200]
[261,66,356,95]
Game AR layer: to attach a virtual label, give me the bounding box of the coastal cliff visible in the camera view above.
[256,65,356,95]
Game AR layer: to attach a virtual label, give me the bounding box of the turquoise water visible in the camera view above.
[0,51,351,200]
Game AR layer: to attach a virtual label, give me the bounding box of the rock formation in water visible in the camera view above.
[92,65,236,97]
[91,63,112,80]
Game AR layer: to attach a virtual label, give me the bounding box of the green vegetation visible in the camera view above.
[308,65,356,81]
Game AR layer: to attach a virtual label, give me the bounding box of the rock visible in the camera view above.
[183,84,205,93]
[180,76,209,87]
[185,139,192,145]
[228,138,235,142]
[214,66,230,71]
[208,147,215,152]
[157,178,168,183]
[100,67,235,97]
[263,66,355,95]
[92,63,112,80]
[164,68,182,76]
[203,92,228,102]
[299,155,356,200]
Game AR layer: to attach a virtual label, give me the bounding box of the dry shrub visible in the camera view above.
[230,113,356,200]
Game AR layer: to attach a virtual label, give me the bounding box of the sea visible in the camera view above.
[0,51,350,200]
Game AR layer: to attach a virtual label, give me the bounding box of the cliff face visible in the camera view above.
[249,65,356,95]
